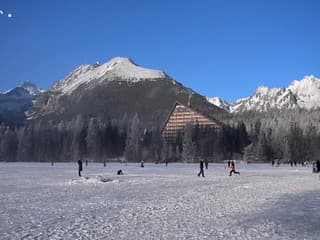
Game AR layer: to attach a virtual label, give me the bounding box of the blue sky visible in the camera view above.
[0,0,319,102]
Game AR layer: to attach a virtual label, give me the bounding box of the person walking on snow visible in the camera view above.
[205,159,208,169]
[78,159,83,177]
[316,160,320,173]
[229,161,240,176]
[198,159,205,177]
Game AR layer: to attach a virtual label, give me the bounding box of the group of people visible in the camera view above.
[77,159,124,176]
[271,160,315,168]
[271,160,281,167]
[197,159,240,177]
[78,158,240,178]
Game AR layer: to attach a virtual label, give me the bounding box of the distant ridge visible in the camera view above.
[207,75,320,113]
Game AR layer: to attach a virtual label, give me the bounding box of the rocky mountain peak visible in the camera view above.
[52,57,168,95]
[17,80,44,95]
[207,75,320,113]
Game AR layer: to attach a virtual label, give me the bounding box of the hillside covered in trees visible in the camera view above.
[226,109,320,163]
[0,113,250,163]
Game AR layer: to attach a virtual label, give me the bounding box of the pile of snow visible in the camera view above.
[70,175,113,184]
[53,57,168,95]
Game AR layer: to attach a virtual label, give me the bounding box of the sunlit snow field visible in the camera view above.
[1,162,320,240]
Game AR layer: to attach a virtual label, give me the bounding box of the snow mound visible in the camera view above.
[70,175,113,184]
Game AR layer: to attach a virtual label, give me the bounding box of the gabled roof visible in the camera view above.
[161,101,222,136]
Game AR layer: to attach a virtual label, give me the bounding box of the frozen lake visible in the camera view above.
[0,162,319,240]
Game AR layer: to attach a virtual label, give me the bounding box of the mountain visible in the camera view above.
[28,57,227,128]
[17,80,45,95]
[207,75,320,113]
[287,75,320,109]
[230,86,298,113]
[206,97,230,112]
[0,81,44,125]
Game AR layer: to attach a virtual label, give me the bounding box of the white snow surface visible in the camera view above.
[53,57,167,95]
[1,162,319,240]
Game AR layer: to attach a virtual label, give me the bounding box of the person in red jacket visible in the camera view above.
[229,161,240,176]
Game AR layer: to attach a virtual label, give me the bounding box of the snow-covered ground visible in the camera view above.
[0,162,319,240]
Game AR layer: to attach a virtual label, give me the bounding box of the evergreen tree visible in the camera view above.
[168,144,174,161]
[161,138,168,163]
[86,118,102,161]
[182,122,196,162]
[125,114,142,162]
[175,145,181,161]
[0,127,18,161]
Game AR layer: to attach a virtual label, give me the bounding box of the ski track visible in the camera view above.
[0,163,319,240]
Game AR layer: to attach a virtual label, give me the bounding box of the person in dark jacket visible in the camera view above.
[317,160,320,173]
[78,159,83,177]
[197,159,205,177]
[229,161,240,176]
[204,159,208,169]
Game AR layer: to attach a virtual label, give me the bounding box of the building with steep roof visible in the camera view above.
[161,102,221,141]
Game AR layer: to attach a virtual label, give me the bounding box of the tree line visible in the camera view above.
[228,109,320,163]
[0,113,250,163]
[1,108,319,163]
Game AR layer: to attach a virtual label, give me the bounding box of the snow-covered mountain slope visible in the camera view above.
[288,75,320,110]
[230,86,298,113]
[18,80,45,95]
[0,81,44,125]
[206,97,230,112]
[3,81,44,98]
[53,57,168,95]
[207,75,320,113]
[3,87,32,99]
